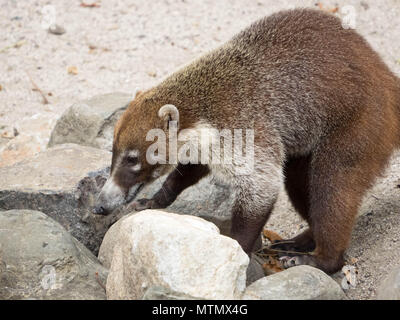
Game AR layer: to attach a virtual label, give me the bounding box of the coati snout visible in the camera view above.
[94,8,400,274]
[93,150,145,215]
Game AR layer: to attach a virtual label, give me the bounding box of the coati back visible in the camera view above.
[94,9,400,273]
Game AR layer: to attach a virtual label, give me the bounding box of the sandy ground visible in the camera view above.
[1,0,400,299]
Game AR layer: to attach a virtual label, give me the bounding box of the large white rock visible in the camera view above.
[105,210,249,300]
[98,212,132,269]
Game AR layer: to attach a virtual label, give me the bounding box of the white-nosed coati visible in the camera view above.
[94,9,400,273]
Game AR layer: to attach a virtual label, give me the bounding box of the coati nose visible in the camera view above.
[93,205,106,215]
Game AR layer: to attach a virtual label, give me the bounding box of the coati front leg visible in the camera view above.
[230,160,284,254]
[132,163,210,210]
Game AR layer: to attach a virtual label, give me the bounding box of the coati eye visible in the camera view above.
[125,150,140,170]
[126,156,138,165]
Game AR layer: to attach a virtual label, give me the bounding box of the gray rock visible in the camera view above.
[242,265,346,300]
[0,210,107,300]
[0,143,115,254]
[48,92,133,151]
[246,254,266,286]
[142,286,203,300]
[377,266,400,300]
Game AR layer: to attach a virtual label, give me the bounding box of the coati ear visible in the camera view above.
[134,89,143,99]
[158,104,179,130]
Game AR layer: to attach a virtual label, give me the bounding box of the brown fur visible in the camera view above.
[104,9,400,273]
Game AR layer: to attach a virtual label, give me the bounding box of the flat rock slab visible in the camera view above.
[243,265,346,300]
[0,143,112,254]
[48,92,133,151]
[0,210,107,300]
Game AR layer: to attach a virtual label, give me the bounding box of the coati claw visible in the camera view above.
[270,230,316,255]
[129,198,155,211]
[279,255,316,269]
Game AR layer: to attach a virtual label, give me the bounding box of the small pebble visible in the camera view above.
[48,24,66,35]
[67,66,78,75]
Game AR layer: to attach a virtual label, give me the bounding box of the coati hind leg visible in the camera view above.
[131,163,210,210]
[271,155,316,254]
[280,125,394,273]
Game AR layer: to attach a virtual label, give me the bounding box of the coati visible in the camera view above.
[94,9,400,273]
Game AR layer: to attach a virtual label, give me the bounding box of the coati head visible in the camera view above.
[93,91,179,215]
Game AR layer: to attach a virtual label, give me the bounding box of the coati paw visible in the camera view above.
[279,255,316,269]
[269,231,316,255]
[129,198,155,211]
[269,241,315,257]
[269,241,300,255]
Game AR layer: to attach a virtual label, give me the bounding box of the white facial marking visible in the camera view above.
[131,163,141,172]
[98,176,125,210]
[103,176,120,193]
[128,150,139,158]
